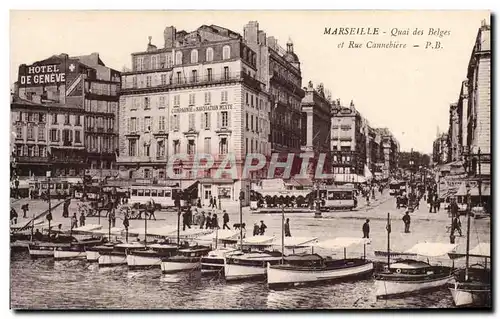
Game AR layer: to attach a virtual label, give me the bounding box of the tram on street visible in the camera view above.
[28,178,82,200]
[318,186,357,211]
[129,184,190,209]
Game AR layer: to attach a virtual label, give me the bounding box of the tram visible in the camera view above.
[318,186,357,211]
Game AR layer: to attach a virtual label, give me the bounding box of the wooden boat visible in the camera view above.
[198,229,241,275]
[127,243,178,269]
[160,245,212,274]
[54,237,105,260]
[267,237,373,289]
[98,242,145,267]
[448,242,491,307]
[374,242,457,298]
[224,236,317,282]
[28,242,72,258]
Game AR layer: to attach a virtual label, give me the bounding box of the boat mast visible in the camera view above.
[239,190,244,251]
[281,201,285,264]
[386,213,391,268]
[144,206,148,249]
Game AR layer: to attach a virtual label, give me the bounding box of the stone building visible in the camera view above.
[11,53,120,178]
[118,25,270,205]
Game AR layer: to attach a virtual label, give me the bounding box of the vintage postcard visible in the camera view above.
[9,10,491,310]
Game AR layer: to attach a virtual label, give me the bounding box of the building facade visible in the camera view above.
[330,100,368,183]
[243,21,305,177]
[366,127,384,180]
[300,81,332,177]
[432,133,449,165]
[447,103,461,162]
[376,128,400,180]
[11,53,120,178]
[118,25,270,205]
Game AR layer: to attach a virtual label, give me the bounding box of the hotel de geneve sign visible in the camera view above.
[171,104,233,114]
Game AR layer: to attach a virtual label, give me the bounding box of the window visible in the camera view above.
[132,76,138,88]
[256,118,259,133]
[161,74,167,85]
[144,169,151,179]
[129,117,137,132]
[52,114,58,124]
[128,139,137,156]
[27,113,33,122]
[207,68,213,81]
[221,111,229,128]
[245,138,248,153]
[146,76,151,87]
[159,116,166,131]
[251,115,254,131]
[223,45,231,60]
[246,113,249,130]
[221,91,228,103]
[171,114,179,131]
[157,140,165,158]
[203,112,211,129]
[144,144,150,157]
[190,50,198,63]
[206,47,214,62]
[50,129,59,142]
[16,111,21,122]
[191,70,198,83]
[151,56,158,69]
[204,137,211,153]
[173,140,180,154]
[224,66,229,80]
[219,137,228,154]
[64,114,70,125]
[27,125,34,140]
[62,129,72,145]
[39,113,46,123]
[246,93,249,105]
[165,53,173,68]
[204,92,211,104]
[145,117,152,131]
[159,171,165,180]
[75,130,81,143]
[75,115,81,126]
[175,51,183,65]
[144,97,150,109]
[251,95,254,108]
[38,125,45,141]
[187,140,195,155]
[189,93,196,106]
[189,113,195,130]
[176,72,182,84]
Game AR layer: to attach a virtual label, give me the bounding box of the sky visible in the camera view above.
[10,10,490,154]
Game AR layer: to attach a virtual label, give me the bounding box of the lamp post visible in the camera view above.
[46,170,52,238]
[176,160,184,248]
[239,190,244,251]
[465,182,471,281]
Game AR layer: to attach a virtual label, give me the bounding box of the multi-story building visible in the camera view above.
[243,21,305,176]
[376,128,400,180]
[330,100,368,183]
[11,53,120,178]
[465,20,491,177]
[432,133,449,165]
[118,25,270,205]
[366,126,384,180]
[457,80,469,159]
[300,81,332,177]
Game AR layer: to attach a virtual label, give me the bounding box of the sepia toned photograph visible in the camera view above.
[9,10,491,310]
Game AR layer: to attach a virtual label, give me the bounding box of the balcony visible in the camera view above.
[121,72,264,95]
[16,156,50,164]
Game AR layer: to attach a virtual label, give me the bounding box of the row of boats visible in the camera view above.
[12,221,490,307]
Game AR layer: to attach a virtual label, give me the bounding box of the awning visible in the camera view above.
[455,182,491,196]
[196,230,240,241]
[270,236,318,248]
[243,235,275,245]
[405,242,457,257]
[73,224,103,233]
[313,237,370,250]
[448,242,490,259]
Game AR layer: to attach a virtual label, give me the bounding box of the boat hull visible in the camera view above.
[127,254,161,269]
[375,275,455,298]
[98,254,127,267]
[201,259,224,275]
[161,261,201,274]
[54,249,86,260]
[267,261,374,288]
[449,284,491,307]
[86,251,100,262]
[224,263,267,281]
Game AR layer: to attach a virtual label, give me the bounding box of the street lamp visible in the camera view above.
[239,190,244,251]
[465,182,471,281]
[176,160,184,248]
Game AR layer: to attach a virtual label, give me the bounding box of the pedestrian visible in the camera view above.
[453,216,463,236]
[34,229,43,241]
[428,197,434,213]
[402,211,411,233]
[199,211,206,229]
[148,199,157,220]
[193,209,200,226]
[222,210,230,230]
[396,195,401,209]
[206,212,212,229]
[182,210,191,231]
[259,220,267,235]
[22,204,29,218]
[10,207,18,225]
[123,213,130,241]
[353,196,358,208]
[284,218,291,237]
[110,209,116,227]
[62,199,69,218]
[197,198,202,208]
[212,213,219,229]
[362,219,370,238]
[79,211,86,227]
[71,213,78,229]
[253,223,260,236]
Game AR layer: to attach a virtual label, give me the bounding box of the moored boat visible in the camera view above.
[54,238,105,260]
[267,237,373,289]
[197,229,241,275]
[160,246,212,274]
[127,243,178,269]
[98,242,145,267]
[29,242,72,258]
